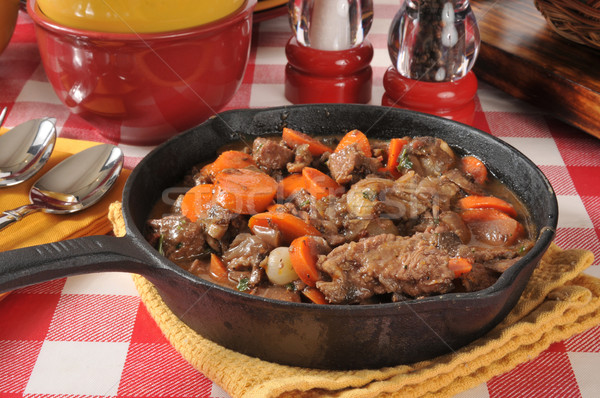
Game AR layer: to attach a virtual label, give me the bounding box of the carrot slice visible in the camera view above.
[302,167,344,200]
[289,236,322,287]
[334,129,371,157]
[461,208,524,246]
[379,137,409,178]
[180,184,215,222]
[213,168,278,214]
[201,150,256,180]
[249,212,321,244]
[267,203,287,213]
[278,173,306,200]
[302,287,328,304]
[448,257,473,278]
[209,253,228,281]
[282,127,332,156]
[460,155,487,185]
[458,195,518,218]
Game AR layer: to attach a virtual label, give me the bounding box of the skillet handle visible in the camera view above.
[0,235,165,294]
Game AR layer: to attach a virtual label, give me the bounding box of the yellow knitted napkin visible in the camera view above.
[0,131,130,300]
[109,202,598,398]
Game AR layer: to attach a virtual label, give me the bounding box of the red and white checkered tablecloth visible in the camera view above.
[2,1,600,397]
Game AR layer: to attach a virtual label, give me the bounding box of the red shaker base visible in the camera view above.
[382,67,478,126]
[284,37,373,104]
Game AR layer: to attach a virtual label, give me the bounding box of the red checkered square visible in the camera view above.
[12,13,35,43]
[484,112,551,138]
[242,62,256,84]
[59,113,116,144]
[554,228,600,263]
[567,166,600,196]
[17,278,65,294]
[487,350,579,397]
[581,196,600,231]
[6,102,70,128]
[255,31,292,48]
[538,165,578,196]
[130,302,169,344]
[0,46,39,83]
[564,326,600,353]
[550,124,600,167]
[223,84,253,111]
[252,64,285,84]
[0,292,60,341]
[0,80,28,105]
[369,33,388,49]
[118,343,213,397]
[46,294,139,342]
[545,341,567,353]
[471,106,491,134]
[0,341,43,396]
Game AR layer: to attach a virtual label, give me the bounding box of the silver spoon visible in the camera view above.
[0,144,124,231]
[0,117,57,187]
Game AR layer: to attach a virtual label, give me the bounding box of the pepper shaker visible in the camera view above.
[382,0,480,125]
[285,0,374,104]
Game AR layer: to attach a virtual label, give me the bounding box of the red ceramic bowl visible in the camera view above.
[28,0,257,145]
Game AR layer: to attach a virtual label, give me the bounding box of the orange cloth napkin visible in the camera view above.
[0,130,131,300]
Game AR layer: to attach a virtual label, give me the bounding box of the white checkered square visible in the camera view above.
[25,341,128,396]
[255,46,288,65]
[499,137,565,166]
[62,272,138,296]
[15,79,62,105]
[455,383,490,398]
[211,384,232,398]
[46,293,139,342]
[556,195,594,229]
[568,352,600,398]
[477,82,542,114]
[250,84,291,107]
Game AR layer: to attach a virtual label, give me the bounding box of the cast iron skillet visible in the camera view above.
[0,104,558,370]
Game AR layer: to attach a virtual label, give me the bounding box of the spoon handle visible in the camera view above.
[0,204,41,231]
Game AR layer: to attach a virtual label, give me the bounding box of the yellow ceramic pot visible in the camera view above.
[0,0,20,55]
[36,0,246,33]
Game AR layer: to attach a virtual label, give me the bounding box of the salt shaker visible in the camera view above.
[382,0,480,125]
[285,0,374,104]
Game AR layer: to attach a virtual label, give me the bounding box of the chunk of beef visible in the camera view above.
[327,144,382,185]
[413,175,461,214]
[458,263,499,292]
[404,136,456,177]
[310,195,349,246]
[204,205,235,237]
[257,285,301,302]
[287,144,313,174]
[222,233,272,271]
[146,215,207,262]
[252,137,294,173]
[316,233,455,304]
[443,168,485,195]
[416,211,471,245]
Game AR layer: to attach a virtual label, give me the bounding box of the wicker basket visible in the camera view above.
[535,0,600,50]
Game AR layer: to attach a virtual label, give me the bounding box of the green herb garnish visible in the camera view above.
[157,235,164,255]
[237,277,250,292]
[285,282,296,291]
[396,147,413,170]
[362,189,377,201]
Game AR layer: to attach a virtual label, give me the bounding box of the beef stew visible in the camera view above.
[146,129,534,305]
